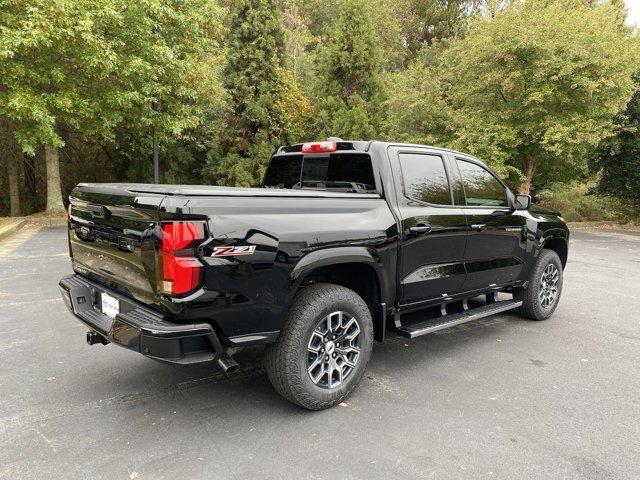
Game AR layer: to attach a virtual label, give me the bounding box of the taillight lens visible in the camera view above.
[158,221,206,296]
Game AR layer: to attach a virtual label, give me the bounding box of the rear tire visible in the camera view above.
[265,283,374,410]
[515,249,563,321]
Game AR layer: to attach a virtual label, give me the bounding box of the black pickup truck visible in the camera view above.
[59,140,569,409]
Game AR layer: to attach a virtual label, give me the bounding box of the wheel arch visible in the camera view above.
[541,235,568,269]
[288,247,390,342]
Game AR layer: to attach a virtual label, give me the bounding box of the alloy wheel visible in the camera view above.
[539,263,560,308]
[307,311,361,389]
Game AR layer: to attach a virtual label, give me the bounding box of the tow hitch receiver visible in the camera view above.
[86,331,109,346]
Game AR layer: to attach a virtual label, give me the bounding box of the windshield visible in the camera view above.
[263,153,376,193]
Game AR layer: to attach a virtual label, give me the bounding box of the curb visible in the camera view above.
[0,219,26,242]
[26,217,67,228]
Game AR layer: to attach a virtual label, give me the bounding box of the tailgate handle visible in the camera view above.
[88,204,110,218]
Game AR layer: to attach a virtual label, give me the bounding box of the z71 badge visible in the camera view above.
[211,246,256,257]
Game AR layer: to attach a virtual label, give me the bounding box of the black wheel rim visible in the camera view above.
[539,263,560,308]
[306,311,361,389]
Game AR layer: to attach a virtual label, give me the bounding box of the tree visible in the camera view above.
[0,0,224,212]
[477,0,514,18]
[210,0,308,187]
[398,0,478,60]
[433,0,639,193]
[0,120,22,216]
[314,0,386,139]
[592,72,640,215]
[384,45,455,147]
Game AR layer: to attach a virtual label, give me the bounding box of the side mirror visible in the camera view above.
[514,194,531,210]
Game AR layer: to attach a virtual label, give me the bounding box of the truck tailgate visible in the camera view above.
[68,184,165,305]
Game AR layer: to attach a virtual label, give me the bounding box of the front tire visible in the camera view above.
[516,249,563,321]
[265,283,374,410]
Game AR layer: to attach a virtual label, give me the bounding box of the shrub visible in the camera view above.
[536,181,632,223]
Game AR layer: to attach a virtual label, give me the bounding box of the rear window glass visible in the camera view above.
[263,153,376,193]
[263,155,302,189]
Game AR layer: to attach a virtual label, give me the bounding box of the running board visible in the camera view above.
[396,299,522,339]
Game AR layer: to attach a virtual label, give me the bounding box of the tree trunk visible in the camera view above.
[517,157,536,195]
[0,118,23,216]
[45,145,65,213]
[23,154,37,213]
[7,154,21,216]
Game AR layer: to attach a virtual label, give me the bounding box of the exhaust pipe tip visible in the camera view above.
[217,354,239,374]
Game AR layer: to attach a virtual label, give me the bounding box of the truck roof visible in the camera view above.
[277,140,480,163]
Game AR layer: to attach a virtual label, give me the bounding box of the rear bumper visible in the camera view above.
[58,274,224,364]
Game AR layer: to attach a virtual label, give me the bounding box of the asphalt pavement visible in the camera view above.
[1,227,639,479]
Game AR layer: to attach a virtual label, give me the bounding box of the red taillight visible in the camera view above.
[158,221,206,296]
[301,141,337,153]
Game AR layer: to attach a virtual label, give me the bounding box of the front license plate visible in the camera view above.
[101,292,120,319]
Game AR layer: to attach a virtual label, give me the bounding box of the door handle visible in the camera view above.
[409,223,432,235]
[471,223,487,231]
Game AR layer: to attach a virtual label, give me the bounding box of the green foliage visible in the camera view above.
[536,181,630,223]
[591,73,640,216]
[398,0,476,59]
[384,45,455,147]
[210,0,309,187]
[435,0,640,192]
[291,0,470,70]
[0,0,225,153]
[0,0,638,222]
[313,0,385,139]
[383,0,640,191]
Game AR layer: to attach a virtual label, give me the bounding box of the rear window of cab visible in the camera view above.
[263,153,376,193]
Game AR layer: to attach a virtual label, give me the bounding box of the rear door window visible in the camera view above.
[398,153,452,205]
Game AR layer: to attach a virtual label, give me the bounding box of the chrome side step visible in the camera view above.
[396,299,522,339]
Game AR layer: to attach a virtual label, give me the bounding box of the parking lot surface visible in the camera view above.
[1,227,639,479]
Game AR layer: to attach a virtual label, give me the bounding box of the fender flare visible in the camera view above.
[539,228,569,246]
[537,228,569,253]
[286,246,392,306]
[539,230,569,267]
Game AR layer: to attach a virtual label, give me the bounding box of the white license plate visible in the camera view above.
[101,292,120,319]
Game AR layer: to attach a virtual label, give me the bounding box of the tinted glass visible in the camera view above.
[263,155,303,188]
[264,153,375,193]
[456,159,507,207]
[399,153,451,205]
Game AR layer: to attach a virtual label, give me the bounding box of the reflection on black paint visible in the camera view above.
[402,262,466,284]
[465,257,523,273]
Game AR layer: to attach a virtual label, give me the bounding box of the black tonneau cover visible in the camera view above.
[77,183,380,199]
